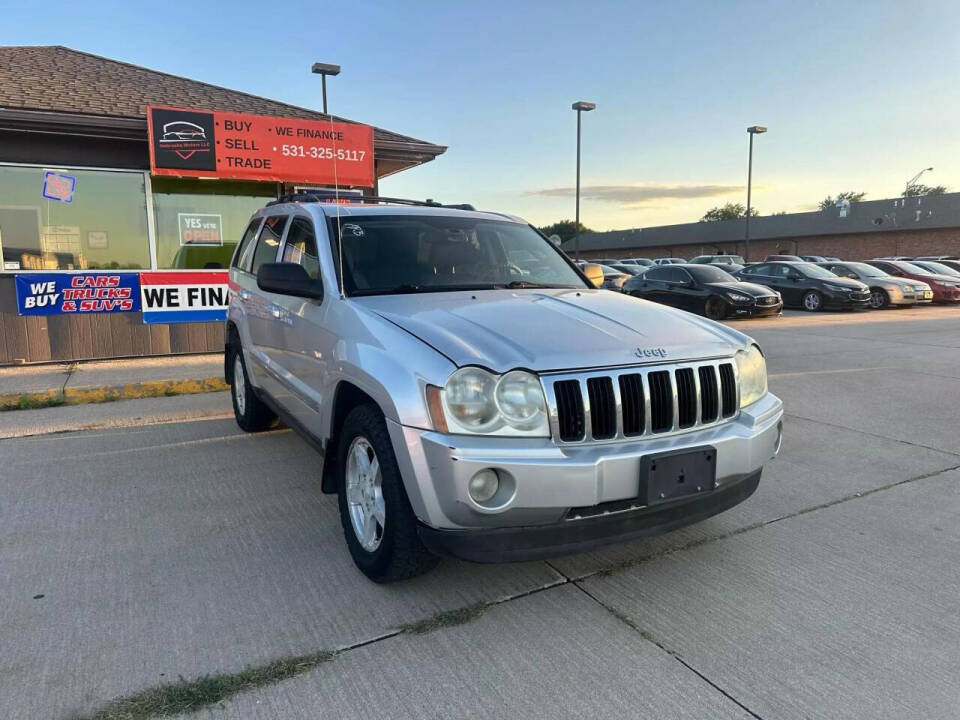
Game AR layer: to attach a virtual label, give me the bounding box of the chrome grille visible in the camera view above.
[757,296,778,306]
[545,360,739,444]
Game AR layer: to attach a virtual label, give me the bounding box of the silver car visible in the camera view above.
[226,199,783,582]
[818,261,933,308]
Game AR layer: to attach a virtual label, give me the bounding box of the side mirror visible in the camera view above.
[582,263,605,288]
[257,263,323,299]
[845,273,858,280]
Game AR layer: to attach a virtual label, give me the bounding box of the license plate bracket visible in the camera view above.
[640,446,717,505]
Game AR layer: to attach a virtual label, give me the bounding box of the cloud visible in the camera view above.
[527,183,743,207]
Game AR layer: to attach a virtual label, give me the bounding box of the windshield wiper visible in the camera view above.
[350,283,498,297]
[499,281,576,289]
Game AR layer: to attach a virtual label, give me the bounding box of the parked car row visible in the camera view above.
[577,253,960,320]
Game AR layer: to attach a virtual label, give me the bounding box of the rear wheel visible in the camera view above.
[704,296,728,320]
[229,345,276,432]
[337,404,439,583]
[802,290,823,312]
[869,288,889,309]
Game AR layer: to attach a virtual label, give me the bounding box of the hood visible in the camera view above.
[916,274,959,285]
[879,277,925,290]
[820,276,868,290]
[354,289,747,373]
[705,281,777,297]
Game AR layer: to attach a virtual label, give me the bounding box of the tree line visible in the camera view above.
[539,184,949,236]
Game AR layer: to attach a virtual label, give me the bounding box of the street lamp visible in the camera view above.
[744,125,767,263]
[311,62,341,115]
[572,101,596,260]
[904,167,933,196]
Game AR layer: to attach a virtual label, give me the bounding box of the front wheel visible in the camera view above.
[802,290,823,312]
[869,288,889,309]
[704,296,728,320]
[337,404,439,583]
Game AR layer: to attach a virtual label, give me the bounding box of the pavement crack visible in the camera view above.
[62,363,78,393]
[572,462,960,582]
[785,412,960,458]
[571,582,766,720]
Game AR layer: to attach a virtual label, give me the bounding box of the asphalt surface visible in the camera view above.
[2,309,959,719]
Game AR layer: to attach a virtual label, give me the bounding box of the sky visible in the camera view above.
[2,0,958,231]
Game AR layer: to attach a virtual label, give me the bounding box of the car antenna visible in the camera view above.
[329,115,345,299]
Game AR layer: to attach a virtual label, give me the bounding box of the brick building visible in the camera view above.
[564,192,960,262]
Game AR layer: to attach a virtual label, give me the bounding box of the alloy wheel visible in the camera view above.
[233,355,246,416]
[345,436,385,552]
[803,292,822,311]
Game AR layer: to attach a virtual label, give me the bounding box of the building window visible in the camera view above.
[151,178,277,269]
[0,165,150,271]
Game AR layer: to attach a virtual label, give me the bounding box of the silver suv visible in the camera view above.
[226,196,783,582]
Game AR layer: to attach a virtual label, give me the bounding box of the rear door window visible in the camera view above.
[232,218,263,270]
[249,215,289,275]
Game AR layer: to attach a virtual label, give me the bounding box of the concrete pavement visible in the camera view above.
[1,311,959,719]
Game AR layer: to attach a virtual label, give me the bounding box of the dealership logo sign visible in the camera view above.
[149,107,217,171]
[159,121,210,160]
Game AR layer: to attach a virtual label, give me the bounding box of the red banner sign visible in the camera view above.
[147,106,375,187]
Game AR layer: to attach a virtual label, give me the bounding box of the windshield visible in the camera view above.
[915,261,960,277]
[844,262,887,278]
[892,261,933,275]
[687,265,736,283]
[329,215,586,296]
[795,263,837,278]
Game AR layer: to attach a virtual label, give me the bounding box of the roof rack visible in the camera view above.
[266,192,475,211]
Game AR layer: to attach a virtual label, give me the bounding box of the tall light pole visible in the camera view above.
[572,101,596,260]
[904,167,933,197]
[744,125,767,262]
[311,62,341,115]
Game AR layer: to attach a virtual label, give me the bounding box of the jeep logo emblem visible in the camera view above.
[635,347,667,359]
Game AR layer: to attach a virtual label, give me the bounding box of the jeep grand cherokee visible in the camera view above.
[226,196,783,582]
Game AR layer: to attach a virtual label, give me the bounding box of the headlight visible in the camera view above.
[823,283,850,293]
[727,292,751,303]
[735,344,767,408]
[435,367,549,436]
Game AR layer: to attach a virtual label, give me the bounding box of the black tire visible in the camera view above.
[704,295,728,320]
[336,404,439,583]
[229,344,277,432]
[869,287,890,310]
[801,290,823,312]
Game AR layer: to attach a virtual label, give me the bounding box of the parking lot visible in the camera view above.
[2,307,959,720]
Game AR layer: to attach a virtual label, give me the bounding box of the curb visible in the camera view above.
[0,377,229,411]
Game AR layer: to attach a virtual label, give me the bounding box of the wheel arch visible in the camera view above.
[321,381,380,494]
[224,320,240,383]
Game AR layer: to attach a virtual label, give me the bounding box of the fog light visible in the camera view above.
[468,469,500,503]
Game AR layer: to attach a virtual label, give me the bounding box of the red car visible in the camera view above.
[866,260,960,303]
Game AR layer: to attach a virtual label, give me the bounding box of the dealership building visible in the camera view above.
[566,192,960,262]
[0,45,446,364]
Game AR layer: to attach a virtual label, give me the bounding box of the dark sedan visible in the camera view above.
[735,261,871,311]
[624,264,782,320]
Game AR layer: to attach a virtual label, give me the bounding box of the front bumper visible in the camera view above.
[418,469,761,562]
[933,287,960,303]
[730,300,782,317]
[823,290,871,309]
[388,392,782,548]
